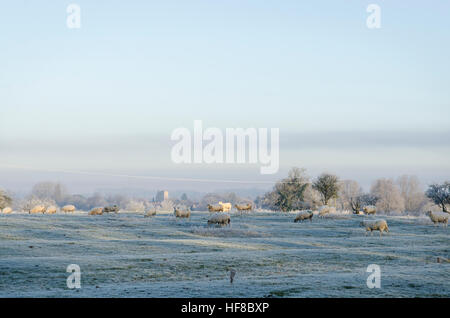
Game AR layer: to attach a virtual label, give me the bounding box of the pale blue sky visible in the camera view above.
[0,1,449,193]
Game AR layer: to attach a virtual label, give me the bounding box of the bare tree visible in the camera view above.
[371,178,405,213]
[0,189,12,209]
[106,194,129,207]
[312,173,340,205]
[396,175,428,213]
[53,183,68,204]
[86,193,108,209]
[31,182,55,199]
[303,185,322,210]
[426,182,450,213]
[125,199,146,212]
[338,180,362,211]
[160,199,175,212]
[18,196,56,212]
[31,182,68,204]
[349,193,378,214]
[349,196,363,214]
[64,194,88,210]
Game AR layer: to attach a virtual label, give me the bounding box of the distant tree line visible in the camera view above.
[0,173,449,214]
[257,167,450,214]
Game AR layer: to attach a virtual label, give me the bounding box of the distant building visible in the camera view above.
[156,190,169,202]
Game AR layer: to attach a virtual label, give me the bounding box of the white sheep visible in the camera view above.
[207,213,231,226]
[89,207,103,215]
[45,206,57,214]
[363,205,377,215]
[207,204,224,212]
[144,209,157,217]
[426,211,448,227]
[62,205,76,213]
[174,207,190,218]
[218,202,232,212]
[2,207,12,214]
[318,205,336,217]
[360,219,389,236]
[294,210,313,223]
[29,205,45,214]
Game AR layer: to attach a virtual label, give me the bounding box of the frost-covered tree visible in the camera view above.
[63,194,89,210]
[18,196,56,212]
[371,178,405,213]
[125,199,146,212]
[86,193,108,209]
[159,199,174,212]
[105,194,129,208]
[302,185,322,210]
[425,182,450,213]
[259,189,279,210]
[312,173,340,205]
[0,189,12,209]
[338,180,362,211]
[349,193,378,214]
[31,182,68,204]
[396,175,428,213]
[263,167,310,211]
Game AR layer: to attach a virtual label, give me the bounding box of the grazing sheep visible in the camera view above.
[360,219,389,236]
[29,205,45,214]
[294,210,314,223]
[144,209,157,217]
[89,207,103,215]
[318,205,336,217]
[2,207,12,214]
[103,205,120,213]
[208,204,224,212]
[426,211,448,227]
[45,206,57,214]
[235,203,252,211]
[174,207,190,218]
[363,205,377,215]
[218,202,232,212]
[62,205,76,213]
[207,213,231,226]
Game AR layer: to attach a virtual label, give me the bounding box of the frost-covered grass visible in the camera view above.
[0,211,448,297]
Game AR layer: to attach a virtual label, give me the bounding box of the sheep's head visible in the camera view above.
[425,211,432,216]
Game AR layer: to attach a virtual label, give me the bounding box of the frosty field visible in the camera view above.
[0,211,448,297]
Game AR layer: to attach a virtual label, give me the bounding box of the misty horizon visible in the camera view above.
[1,1,449,197]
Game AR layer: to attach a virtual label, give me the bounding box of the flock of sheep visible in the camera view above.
[292,204,448,237]
[207,202,252,212]
[1,202,448,234]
